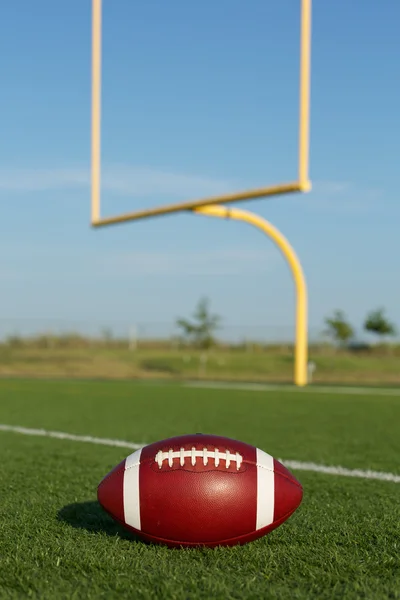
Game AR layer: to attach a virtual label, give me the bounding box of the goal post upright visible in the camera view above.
[91,0,101,225]
[298,0,312,190]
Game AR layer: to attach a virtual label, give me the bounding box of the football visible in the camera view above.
[97,433,303,548]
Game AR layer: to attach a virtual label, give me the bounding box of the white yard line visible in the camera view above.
[1,423,399,484]
[0,424,142,450]
[281,460,400,483]
[183,381,400,397]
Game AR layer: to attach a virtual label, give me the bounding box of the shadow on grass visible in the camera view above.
[57,501,141,542]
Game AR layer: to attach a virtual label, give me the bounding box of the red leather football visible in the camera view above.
[97,433,303,548]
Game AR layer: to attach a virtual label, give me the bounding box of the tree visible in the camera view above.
[176,297,221,349]
[324,310,354,347]
[363,308,396,341]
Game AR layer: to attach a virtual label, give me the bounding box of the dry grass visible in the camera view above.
[0,343,400,384]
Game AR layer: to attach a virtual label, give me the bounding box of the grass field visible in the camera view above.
[0,379,399,599]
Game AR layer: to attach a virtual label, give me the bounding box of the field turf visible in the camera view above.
[0,379,399,599]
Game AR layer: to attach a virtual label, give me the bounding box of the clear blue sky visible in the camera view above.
[0,0,399,341]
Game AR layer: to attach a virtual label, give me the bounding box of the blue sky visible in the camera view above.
[0,0,399,341]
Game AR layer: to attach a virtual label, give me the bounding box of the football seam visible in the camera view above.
[274,469,303,488]
[125,461,141,471]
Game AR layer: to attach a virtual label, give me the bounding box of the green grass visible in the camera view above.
[0,379,399,599]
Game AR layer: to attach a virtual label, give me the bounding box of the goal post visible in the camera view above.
[89,0,312,386]
[90,0,312,227]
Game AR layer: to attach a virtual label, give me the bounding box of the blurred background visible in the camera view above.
[1,0,399,385]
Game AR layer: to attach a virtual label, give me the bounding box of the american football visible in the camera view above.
[97,433,303,548]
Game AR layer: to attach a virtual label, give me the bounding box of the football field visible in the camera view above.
[0,379,399,599]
